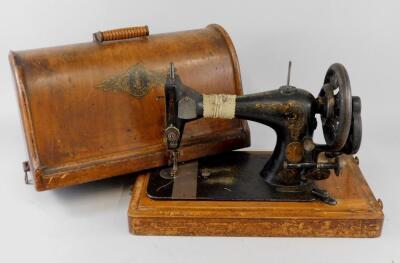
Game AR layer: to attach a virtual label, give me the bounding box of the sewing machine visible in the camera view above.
[147,62,362,205]
[10,22,382,237]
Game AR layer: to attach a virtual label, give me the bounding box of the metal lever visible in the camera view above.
[311,188,337,205]
[284,156,342,176]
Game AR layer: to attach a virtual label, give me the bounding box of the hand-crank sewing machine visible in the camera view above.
[11,24,382,237]
[147,62,362,205]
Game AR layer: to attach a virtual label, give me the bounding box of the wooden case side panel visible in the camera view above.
[129,217,382,238]
[9,51,43,187]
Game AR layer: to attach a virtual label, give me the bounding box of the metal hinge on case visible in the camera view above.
[93,25,149,43]
[22,161,33,185]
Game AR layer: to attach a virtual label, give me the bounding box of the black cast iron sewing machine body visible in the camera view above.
[153,62,362,205]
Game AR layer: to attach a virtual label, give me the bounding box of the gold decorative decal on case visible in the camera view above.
[97,63,165,98]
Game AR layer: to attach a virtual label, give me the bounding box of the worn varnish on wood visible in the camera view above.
[10,24,250,191]
[128,152,383,237]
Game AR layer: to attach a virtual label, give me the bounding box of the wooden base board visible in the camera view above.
[128,153,384,237]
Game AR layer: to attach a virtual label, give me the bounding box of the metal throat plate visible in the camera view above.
[147,151,316,202]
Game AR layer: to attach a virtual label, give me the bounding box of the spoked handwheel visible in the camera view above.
[318,63,352,152]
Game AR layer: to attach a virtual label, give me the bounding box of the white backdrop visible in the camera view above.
[0,0,399,262]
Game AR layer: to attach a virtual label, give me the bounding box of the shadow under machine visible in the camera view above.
[11,25,383,237]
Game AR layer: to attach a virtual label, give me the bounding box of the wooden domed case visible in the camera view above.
[10,24,250,191]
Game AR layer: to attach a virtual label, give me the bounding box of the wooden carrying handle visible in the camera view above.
[93,25,149,42]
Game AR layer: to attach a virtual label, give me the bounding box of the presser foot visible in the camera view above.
[311,187,337,205]
[160,150,180,179]
[160,167,177,180]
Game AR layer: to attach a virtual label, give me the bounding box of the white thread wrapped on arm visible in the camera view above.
[203,94,237,119]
